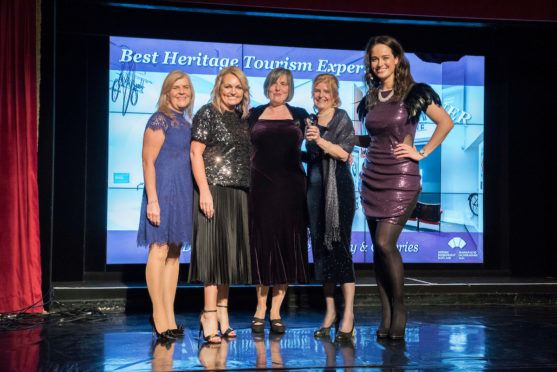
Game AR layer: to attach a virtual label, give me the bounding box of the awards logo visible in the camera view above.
[448,237,467,249]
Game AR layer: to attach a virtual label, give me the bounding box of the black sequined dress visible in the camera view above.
[188,103,251,285]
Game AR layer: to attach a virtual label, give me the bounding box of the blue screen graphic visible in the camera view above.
[107,36,484,264]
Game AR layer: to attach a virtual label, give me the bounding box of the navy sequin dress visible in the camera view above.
[137,110,193,248]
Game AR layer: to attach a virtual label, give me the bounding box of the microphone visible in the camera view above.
[308,114,318,126]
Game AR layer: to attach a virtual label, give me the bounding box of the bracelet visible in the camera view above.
[148,199,158,205]
[418,149,427,158]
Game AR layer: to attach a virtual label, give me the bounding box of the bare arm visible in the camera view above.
[394,103,454,161]
[313,137,350,162]
[190,140,214,218]
[142,128,165,226]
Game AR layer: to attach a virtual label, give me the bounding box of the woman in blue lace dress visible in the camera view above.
[137,70,194,340]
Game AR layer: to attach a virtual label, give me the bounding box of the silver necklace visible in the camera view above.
[378,89,394,102]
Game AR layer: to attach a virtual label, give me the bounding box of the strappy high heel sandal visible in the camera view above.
[334,319,355,343]
[198,309,222,344]
[314,316,339,338]
[216,304,237,338]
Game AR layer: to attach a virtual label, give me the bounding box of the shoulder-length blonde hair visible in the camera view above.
[157,70,195,118]
[211,66,250,119]
[312,73,341,108]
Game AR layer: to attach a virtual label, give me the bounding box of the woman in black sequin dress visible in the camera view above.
[188,67,251,344]
[305,74,356,342]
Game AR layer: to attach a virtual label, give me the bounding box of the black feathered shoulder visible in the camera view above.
[404,83,441,122]
[357,95,368,122]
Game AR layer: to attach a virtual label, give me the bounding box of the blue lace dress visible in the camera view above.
[137,110,193,248]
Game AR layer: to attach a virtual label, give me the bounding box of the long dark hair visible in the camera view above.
[363,35,415,109]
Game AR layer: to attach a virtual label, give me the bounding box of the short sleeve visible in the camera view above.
[191,104,213,144]
[334,110,355,154]
[145,112,169,132]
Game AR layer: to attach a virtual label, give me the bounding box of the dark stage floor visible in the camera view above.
[3,305,557,371]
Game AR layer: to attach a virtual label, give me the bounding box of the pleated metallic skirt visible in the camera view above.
[188,185,251,285]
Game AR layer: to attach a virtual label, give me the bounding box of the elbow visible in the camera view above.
[190,148,201,160]
[447,117,455,130]
[142,158,153,170]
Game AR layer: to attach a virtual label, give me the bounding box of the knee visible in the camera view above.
[373,237,394,256]
[149,244,168,263]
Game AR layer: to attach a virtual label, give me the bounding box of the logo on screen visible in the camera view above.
[448,237,467,249]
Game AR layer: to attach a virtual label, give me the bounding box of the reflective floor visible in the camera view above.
[3,305,557,371]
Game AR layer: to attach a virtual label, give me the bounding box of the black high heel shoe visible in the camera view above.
[376,327,389,338]
[168,324,185,338]
[388,309,407,340]
[198,310,222,344]
[149,315,176,340]
[314,316,339,338]
[334,319,355,343]
[251,317,265,333]
[269,318,285,334]
[216,304,237,338]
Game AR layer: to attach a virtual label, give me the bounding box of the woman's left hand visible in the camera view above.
[305,124,321,142]
[394,143,424,161]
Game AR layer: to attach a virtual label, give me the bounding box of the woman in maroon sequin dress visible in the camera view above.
[357,36,454,339]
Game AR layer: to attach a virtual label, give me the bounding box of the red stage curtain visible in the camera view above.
[0,0,42,313]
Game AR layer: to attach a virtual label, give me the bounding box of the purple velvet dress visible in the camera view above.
[249,119,309,285]
[360,92,421,223]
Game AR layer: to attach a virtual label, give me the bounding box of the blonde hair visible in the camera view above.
[312,73,341,108]
[157,70,195,118]
[210,66,250,119]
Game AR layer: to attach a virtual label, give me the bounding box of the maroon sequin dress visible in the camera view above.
[360,92,421,224]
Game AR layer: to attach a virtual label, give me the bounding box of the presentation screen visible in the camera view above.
[107,36,484,264]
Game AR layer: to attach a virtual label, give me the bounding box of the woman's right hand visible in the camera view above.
[305,121,321,142]
[200,190,214,219]
[147,201,161,226]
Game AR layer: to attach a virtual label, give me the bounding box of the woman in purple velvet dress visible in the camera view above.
[248,68,309,334]
[356,36,454,339]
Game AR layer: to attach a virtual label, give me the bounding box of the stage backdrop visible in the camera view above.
[107,36,484,264]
